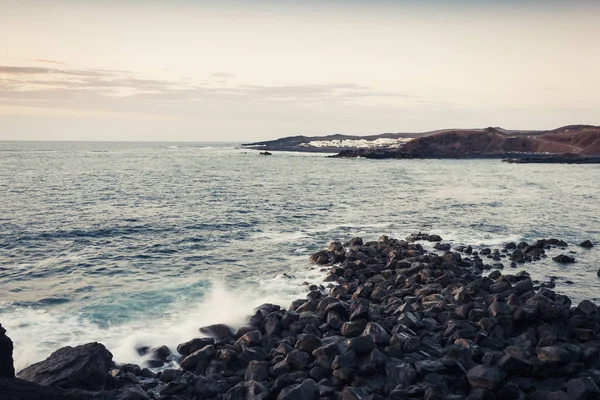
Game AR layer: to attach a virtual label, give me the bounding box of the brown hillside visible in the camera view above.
[400,125,600,157]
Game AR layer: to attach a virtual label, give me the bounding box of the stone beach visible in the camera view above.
[2,233,600,400]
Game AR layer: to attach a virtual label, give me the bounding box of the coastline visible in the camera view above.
[2,234,600,400]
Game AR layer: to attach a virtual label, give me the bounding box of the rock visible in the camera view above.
[361,322,390,345]
[17,342,113,391]
[235,330,262,348]
[545,392,570,400]
[0,377,92,400]
[341,320,368,337]
[295,334,322,354]
[467,365,502,390]
[159,368,183,383]
[199,323,234,341]
[577,300,599,315]
[566,377,600,400]
[489,301,511,317]
[277,379,319,400]
[284,350,310,371]
[537,346,577,363]
[177,337,215,356]
[347,237,363,247]
[245,360,269,381]
[580,240,594,248]
[341,386,372,400]
[310,251,332,265]
[333,351,357,370]
[552,255,575,263]
[386,359,417,388]
[179,344,216,371]
[0,324,15,378]
[346,335,375,354]
[145,345,170,367]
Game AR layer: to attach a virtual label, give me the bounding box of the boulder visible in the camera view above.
[0,324,15,378]
[277,379,319,400]
[467,365,502,390]
[176,337,215,356]
[566,377,600,400]
[580,240,594,248]
[17,342,113,391]
[0,377,85,400]
[552,255,575,263]
[199,324,234,341]
[179,345,216,371]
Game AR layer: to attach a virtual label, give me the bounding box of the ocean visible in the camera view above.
[1,141,599,371]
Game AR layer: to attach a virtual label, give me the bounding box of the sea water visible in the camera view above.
[1,141,599,370]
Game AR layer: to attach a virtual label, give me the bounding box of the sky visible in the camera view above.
[1,0,599,141]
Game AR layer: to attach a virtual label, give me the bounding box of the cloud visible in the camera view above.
[34,59,66,65]
[212,72,236,78]
[0,66,110,77]
[0,64,415,121]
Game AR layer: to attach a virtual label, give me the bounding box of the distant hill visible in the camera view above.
[328,125,600,159]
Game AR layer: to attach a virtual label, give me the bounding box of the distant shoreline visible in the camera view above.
[242,124,600,162]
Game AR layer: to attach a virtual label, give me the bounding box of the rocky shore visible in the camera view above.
[2,234,600,400]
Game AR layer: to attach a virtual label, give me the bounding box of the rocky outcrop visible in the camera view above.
[18,342,114,391]
[0,323,15,378]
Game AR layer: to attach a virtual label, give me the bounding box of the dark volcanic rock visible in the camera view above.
[199,323,235,341]
[177,337,215,356]
[277,378,319,400]
[0,377,88,400]
[552,254,575,263]
[0,324,15,378]
[566,377,600,400]
[17,342,113,391]
[580,240,594,248]
[467,365,502,390]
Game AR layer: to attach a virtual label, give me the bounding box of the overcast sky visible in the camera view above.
[1,0,599,141]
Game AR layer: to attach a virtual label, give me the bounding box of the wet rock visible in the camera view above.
[489,301,511,317]
[577,300,599,315]
[566,377,600,400]
[537,346,578,363]
[295,334,322,354]
[341,386,372,400]
[235,330,263,348]
[361,321,391,345]
[552,255,575,263]
[199,323,235,341]
[386,359,417,388]
[0,324,15,378]
[467,365,502,390]
[310,251,332,265]
[277,378,319,400]
[580,240,594,248]
[177,337,215,356]
[333,351,357,370]
[347,237,364,247]
[283,349,310,371]
[346,335,375,354]
[179,344,216,371]
[341,320,368,337]
[17,342,113,391]
[245,360,269,381]
[545,392,570,400]
[159,368,183,383]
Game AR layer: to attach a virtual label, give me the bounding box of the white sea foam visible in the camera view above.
[5,267,327,371]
